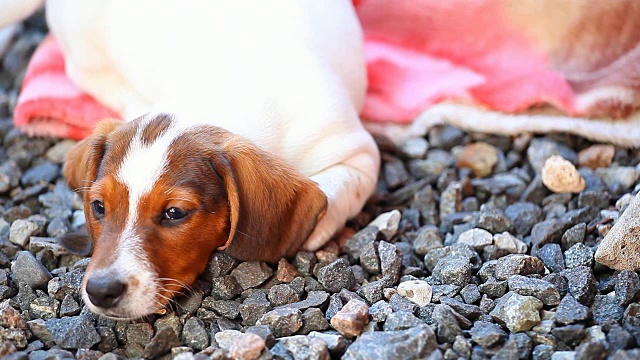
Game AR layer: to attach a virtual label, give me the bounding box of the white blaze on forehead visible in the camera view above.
[116,114,185,226]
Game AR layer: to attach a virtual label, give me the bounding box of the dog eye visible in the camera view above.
[91,200,105,218]
[164,207,188,220]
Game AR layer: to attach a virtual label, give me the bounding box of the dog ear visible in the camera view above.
[207,129,328,262]
[63,119,121,192]
[58,226,93,256]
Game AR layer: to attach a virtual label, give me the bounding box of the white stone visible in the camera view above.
[551,351,576,360]
[45,140,77,164]
[493,232,528,254]
[214,330,243,350]
[397,280,433,307]
[541,155,585,193]
[458,228,493,250]
[369,210,401,240]
[399,137,429,159]
[9,219,39,247]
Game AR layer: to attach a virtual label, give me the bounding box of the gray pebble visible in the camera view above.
[257,307,303,338]
[230,262,273,290]
[45,315,100,349]
[21,161,60,186]
[536,243,565,273]
[317,258,356,293]
[11,251,51,290]
[507,275,561,306]
[432,256,472,287]
[181,317,209,350]
[564,243,593,269]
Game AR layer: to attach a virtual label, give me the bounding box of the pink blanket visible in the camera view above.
[13,0,640,145]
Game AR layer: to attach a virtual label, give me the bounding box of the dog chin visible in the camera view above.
[82,288,162,320]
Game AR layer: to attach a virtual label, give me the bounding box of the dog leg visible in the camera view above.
[303,151,380,251]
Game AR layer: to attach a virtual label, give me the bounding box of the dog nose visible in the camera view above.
[85,275,127,309]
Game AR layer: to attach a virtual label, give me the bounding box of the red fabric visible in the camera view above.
[355,0,576,123]
[13,36,120,140]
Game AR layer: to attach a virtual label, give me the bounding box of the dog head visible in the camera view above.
[61,113,327,319]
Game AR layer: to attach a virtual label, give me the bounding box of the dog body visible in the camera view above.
[2,0,381,318]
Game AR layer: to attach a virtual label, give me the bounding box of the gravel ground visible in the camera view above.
[2,12,640,360]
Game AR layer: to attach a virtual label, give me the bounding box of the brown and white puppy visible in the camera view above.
[3,0,380,319]
[63,114,330,319]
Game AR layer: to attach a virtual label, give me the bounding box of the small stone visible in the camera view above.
[597,166,640,193]
[369,210,402,240]
[11,251,52,290]
[210,275,243,300]
[574,341,607,360]
[562,266,597,305]
[494,254,545,280]
[257,307,303,338]
[507,275,561,306]
[527,138,578,173]
[399,137,429,158]
[562,223,586,251]
[330,299,369,338]
[440,182,462,220]
[21,161,60,186]
[533,344,554,360]
[317,258,356,293]
[564,243,593,269]
[479,277,508,298]
[458,228,493,250]
[384,157,410,188]
[299,308,330,334]
[143,327,181,359]
[342,324,438,360]
[271,335,329,360]
[378,241,402,285]
[182,317,209,350]
[555,294,592,325]
[369,300,393,322]
[356,279,385,304]
[228,332,266,360]
[537,243,565,273]
[432,256,472,287]
[470,321,507,348]
[490,292,543,332]
[531,219,567,248]
[268,284,300,307]
[0,300,26,329]
[308,332,346,356]
[8,219,39,247]
[45,140,76,163]
[214,329,242,349]
[239,291,272,326]
[343,227,377,261]
[460,284,481,304]
[275,290,330,312]
[359,242,380,275]
[30,297,59,320]
[432,304,463,343]
[578,144,615,170]
[230,262,273,290]
[505,202,544,236]
[456,142,499,177]
[276,258,301,283]
[541,155,585,193]
[200,252,238,281]
[493,232,527,254]
[397,280,432,306]
[383,311,423,331]
[412,225,443,256]
[45,316,101,349]
[59,294,81,317]
[592,294,624,324]
[616,270,640,305]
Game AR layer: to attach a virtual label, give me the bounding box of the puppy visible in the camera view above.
[15,0,382,319]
